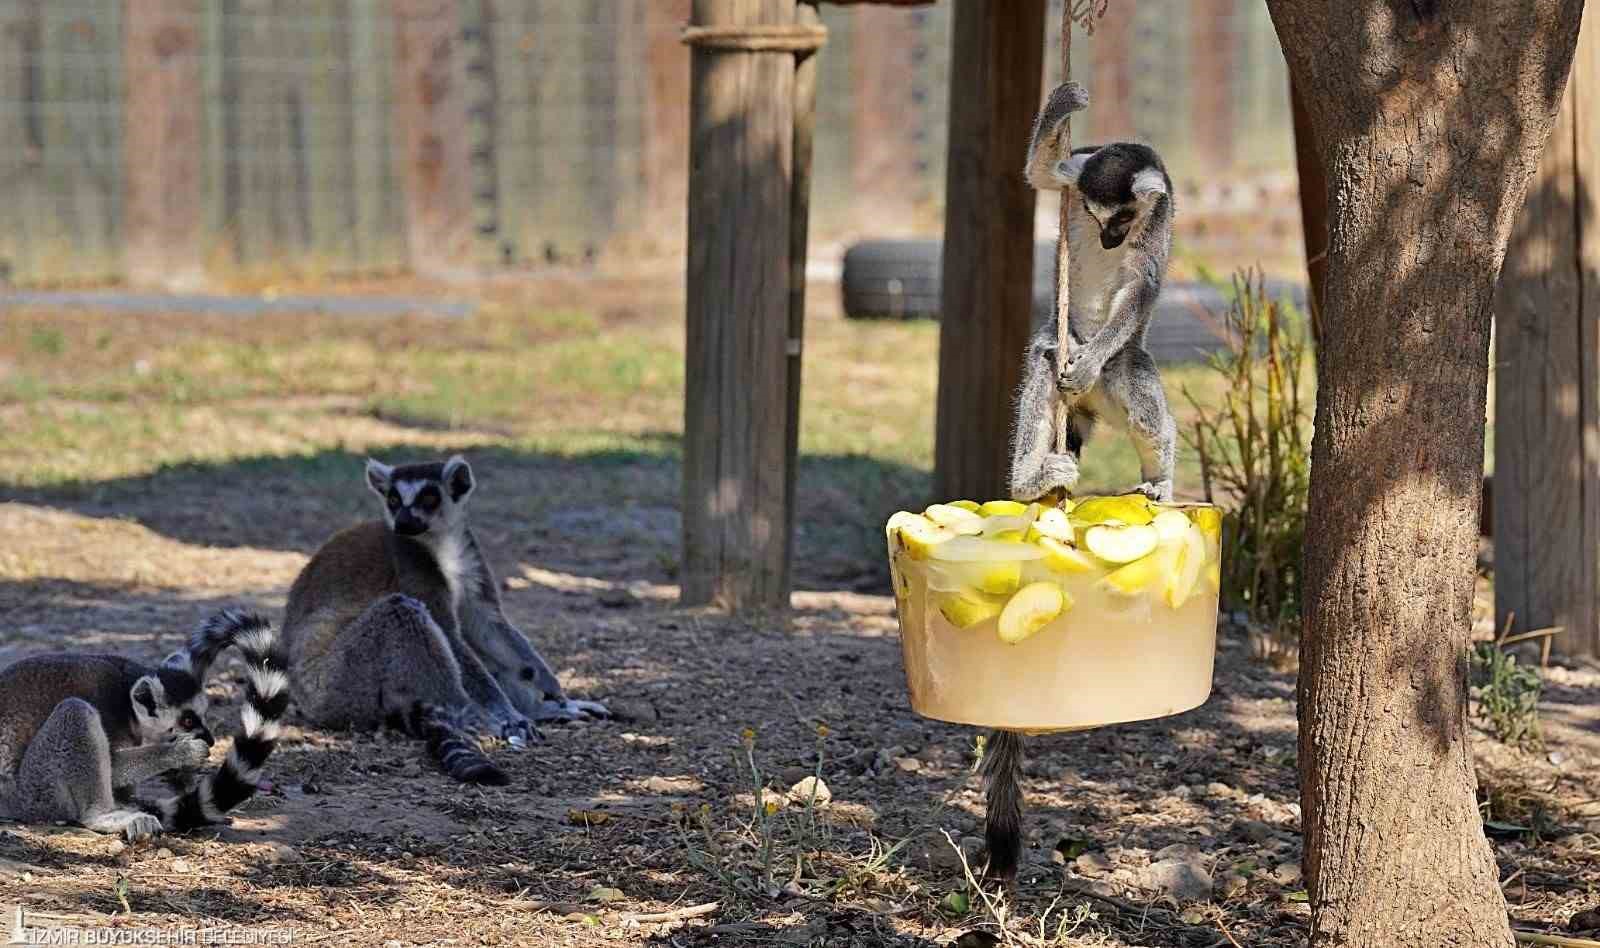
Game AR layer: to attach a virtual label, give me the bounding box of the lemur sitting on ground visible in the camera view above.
[280,455,608,786]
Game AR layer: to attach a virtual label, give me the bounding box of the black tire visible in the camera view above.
[838,238,1305,365]
[840,239,1055,321]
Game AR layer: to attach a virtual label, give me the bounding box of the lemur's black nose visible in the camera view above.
[394,514,428,536]
[1100,230,1126,250]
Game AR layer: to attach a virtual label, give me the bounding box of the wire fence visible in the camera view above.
[0,0,1298,287]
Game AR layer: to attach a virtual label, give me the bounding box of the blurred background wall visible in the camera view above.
[0,0,1299,287]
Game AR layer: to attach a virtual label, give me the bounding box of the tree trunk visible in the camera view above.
[1265,2,1583,945]
[1287,76,1325,349]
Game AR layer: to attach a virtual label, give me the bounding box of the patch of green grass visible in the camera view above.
[0,289,1236,505]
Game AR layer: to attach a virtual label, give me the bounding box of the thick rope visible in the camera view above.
[1052,14,1075,457]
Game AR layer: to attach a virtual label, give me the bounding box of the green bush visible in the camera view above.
[1181,269,1312,659]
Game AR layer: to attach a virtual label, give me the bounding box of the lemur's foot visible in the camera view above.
[1131,480,1174,503]
[1039,454,1081,494]
[533,697,610,724]
[89,809,164,842]
[496,714,541,749]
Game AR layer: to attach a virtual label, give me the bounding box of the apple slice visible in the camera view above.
[924,503,985,535]
[1164,524,1207,608]
[1028,506,1076,543]
[926,536,1044,562]
[1101,551,1167,596]
[1186,506,1222,545]
[1152,509,1192,544]
[886,511,955,559]
[997,581,1069,644]
[1082,524,1159,564]
[967,560,1022,596]
[938,589,1005,628]
[978,499,1029,517]
[1038,536,1097,574]
[1070,494,1155,527]
[947,499,981,512]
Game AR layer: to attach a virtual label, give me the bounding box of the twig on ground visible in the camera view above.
[1514,932,1600,948]
[621,901,721,925]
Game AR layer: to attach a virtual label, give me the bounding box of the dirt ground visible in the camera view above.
[1,455,1597,948]
[1,279,1598,946]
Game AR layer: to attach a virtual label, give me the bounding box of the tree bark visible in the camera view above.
[1265,2,1583,945]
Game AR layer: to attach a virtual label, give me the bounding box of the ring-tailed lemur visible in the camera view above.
[280,455,608,786]
[1011,80,1178,507]
[983,83,1179,882]
[0,609,287,841]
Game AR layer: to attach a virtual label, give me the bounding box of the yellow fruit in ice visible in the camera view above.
[1070,494,1155,526]
[1038,536,1097,574]
[991,530,1026,542]
[1101,552,1167,596]
[1028,506,1076,543]
[1163,524,1207,609]
[1186,506,1223,545]
[938,589,1006,628]
[924,503,985,535]
[887,511,955,559]
[1082,524,1159,564]
[966,560,1022,596]
[1152,509,1192,544]
[979,500,1029,517]
[926,536,1044,562]
[948,499,981,512]
[1205,558,1222,593]
[997,582,1069,644]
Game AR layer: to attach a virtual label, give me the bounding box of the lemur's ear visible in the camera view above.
[1054,152,1091,186]
[160,650,193,675]
[130,676,163,717]
[1131,168,1168,203]
[443,455,474,503]
[365,459,393,498]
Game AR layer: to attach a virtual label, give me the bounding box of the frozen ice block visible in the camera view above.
[886,498,1222,733]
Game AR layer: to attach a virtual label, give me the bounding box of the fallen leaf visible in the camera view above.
[585,886,625,904]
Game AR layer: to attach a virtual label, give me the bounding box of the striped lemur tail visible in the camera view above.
[159,611,289,831]
[982,729,1026,880]
[402,702,510,787]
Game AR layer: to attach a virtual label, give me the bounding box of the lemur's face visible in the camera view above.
[131,663,214,747]
[366,455,474,538]
[1082,200,1138,250]
[1061,142,1170,251]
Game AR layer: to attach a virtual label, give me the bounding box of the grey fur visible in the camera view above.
[1011,82,1178,505]
[283,456,607,776]
[0,609,266,842]
[981,730,1026,880]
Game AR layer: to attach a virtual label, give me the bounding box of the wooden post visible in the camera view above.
[394,0,473,274]
[123,0,203,288]
[932,0,1046,502]
[681,0,817,611]
[1494,6,1600,658]
[782,2,822,598]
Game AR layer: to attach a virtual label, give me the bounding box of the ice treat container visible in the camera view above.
[885,496,1222,733]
